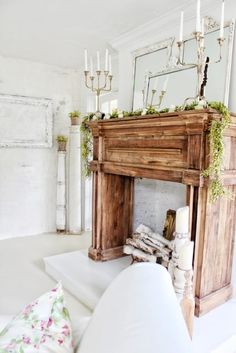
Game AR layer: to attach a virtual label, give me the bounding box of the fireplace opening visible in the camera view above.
[133,178,186,235]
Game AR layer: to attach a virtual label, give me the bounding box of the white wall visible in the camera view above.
[0,55,79,239]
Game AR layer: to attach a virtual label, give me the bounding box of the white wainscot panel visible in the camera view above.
[0,94,53,148]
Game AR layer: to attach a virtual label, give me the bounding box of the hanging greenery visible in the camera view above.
[202,101,232,202]
[80,113,94,177]
[80,102,233,203]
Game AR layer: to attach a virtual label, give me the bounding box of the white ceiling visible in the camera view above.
[0,0,195,68]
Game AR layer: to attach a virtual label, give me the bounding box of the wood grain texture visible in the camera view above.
[88,110,236,316]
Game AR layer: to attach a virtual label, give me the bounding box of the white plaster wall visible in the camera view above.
[0,55,80,239]
[133,179,186,233]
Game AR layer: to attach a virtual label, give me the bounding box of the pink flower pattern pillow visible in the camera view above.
[0,283,73,353]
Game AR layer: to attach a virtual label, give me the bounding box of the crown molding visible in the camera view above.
[110,0,219,51]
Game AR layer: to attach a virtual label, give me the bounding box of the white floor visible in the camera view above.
[0,232,92,325]
[1,232,236,353]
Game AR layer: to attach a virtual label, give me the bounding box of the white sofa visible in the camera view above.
[78,262,193,353]
[0,263,193,353]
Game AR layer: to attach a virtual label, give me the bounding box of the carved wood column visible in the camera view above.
[89,172,134,261]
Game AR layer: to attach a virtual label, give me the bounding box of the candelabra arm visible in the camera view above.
[150,89,157,106]
[215,38,225,63]
[176,41,197,67]
[150,90,166,109]
[84,71,94,90]
[101,75,113,92]
[99,71,109,90]
[177,41,184,66]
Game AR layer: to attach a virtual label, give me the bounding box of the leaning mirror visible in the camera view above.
[132,37,175,110]
[132,18,235,110]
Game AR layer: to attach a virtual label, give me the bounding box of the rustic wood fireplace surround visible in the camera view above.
[87,109,236,316]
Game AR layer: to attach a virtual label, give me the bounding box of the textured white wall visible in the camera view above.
[0,55,79,239]
[133,179,186,233]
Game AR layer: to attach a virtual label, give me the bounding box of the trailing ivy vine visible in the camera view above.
[80,113,94,177]
[202,101,232,202]
[80,102,233,203]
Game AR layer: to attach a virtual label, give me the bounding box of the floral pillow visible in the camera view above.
[0,283,73,353]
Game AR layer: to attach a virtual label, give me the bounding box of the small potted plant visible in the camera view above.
[69,110,80,126]
[56,135,68,152]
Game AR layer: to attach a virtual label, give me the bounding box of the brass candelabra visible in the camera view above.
[149,89,167,108]
[176,28,225,105]
[84,69,113,118]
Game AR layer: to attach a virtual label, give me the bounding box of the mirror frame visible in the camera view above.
[132,17,235,109]
[131,37,175,110]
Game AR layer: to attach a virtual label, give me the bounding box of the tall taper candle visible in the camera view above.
[201,18,205,48]
[109,55,112,75]
[179,11,184,42]
[176,206,189,234]
[196,0,201,32]
[220,0,225,39]
[105,49,109,71]
[90,57,94,76]
[96,51,100,71]
[84,49,88,71]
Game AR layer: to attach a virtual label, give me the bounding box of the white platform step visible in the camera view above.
[44,250,131,310]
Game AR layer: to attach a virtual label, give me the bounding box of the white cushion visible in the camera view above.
[78,263,193,353]
[0,283,73,353]
[72,316,91,350]
[0,315,12,333]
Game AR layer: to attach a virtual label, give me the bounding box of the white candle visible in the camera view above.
[196,0,201,32]
[84,49,88,71]
[105,49,109,71]
[90,57,94,76]
[201,18,205,48]
[178,241,194,271]
[176,206,189,234]
[162,75,169,91]
[179,11,184,42]
[153,77,158,90]
[220,0,225,39]
[109,55,112,75]
[201,17,205,36]
[96,51,100,71]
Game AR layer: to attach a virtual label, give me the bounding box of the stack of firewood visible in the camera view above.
[124,224,173,268]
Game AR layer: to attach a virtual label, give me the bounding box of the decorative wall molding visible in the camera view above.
[110,0,220,51]
[0,94,53,148]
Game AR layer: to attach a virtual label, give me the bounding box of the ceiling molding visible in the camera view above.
[110,0,219,51]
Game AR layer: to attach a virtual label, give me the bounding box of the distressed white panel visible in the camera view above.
[68,125,82,234]
[0,94,53,147]
[56,151,66,231]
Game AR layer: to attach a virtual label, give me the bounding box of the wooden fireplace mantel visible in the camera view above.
[88,109,236,316]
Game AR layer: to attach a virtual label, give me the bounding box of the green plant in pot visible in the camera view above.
[56,135,68,152]
[69,110,80,125]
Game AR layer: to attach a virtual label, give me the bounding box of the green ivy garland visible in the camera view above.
[80,102,232,202]
[202,101,232,202]
[80,113,94,177]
